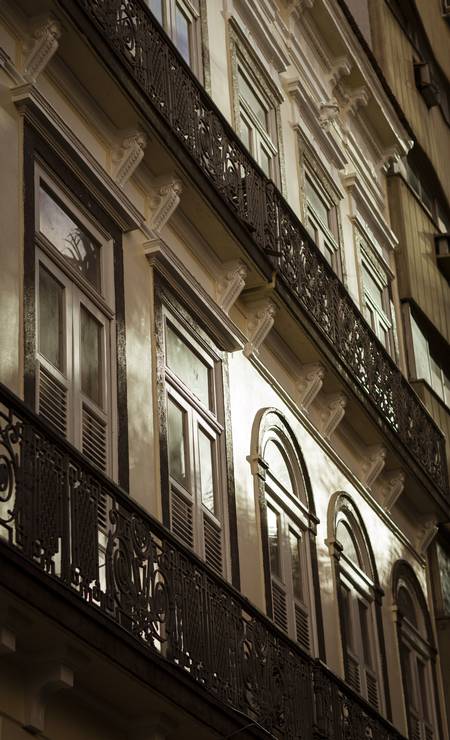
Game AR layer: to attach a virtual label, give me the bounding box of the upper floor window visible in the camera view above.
[146,0,202,74]
[251,410,320,655]
[161,301,228,576]
[304,173,341,274]
[406,308,450,409]
[331,495,387,711]
[393,561,440,740]
[34,165,115,476]
[359,240,394,355]
[237,63,278,180]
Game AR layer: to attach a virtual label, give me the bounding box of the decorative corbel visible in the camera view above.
[297,362,326,410]
[217,260,248,314]
[319,100,340,130]
[342,86,369,117]
[23,18,62,82]
[328,57,352,88]
[0,627,15,656]
[23,661,74,734]
[318,392,347,438]
[243,299,277,358]
[147,175,183,233]
[113,130,147,188]
[380,469,405,511]
[361,444,387,488]
[415,519,438,557]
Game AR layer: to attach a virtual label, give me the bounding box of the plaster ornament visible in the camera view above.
[361,444,387,487]
[23,662,74,734]
[415,519,438,556]
[147,175,183,233]
[343,86,370,117]
[380,469,405,511]
[296,362,326,410]
[319,100,340,130]
[243,300,277,358]
[113,131,147,188]
[24,19,61,82]
[319,392,347,438]
[217,260,248,313]
[328,56,352,88]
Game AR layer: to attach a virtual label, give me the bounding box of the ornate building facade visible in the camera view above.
[0,1,449,738]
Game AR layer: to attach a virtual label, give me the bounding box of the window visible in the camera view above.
[304,173,341,274]
[393,562,440,740]
[331,496,387,711]
[145,0,202,74]
[162,306,227,575]
[237,63,279,180]
[251,410,319,654]
[34,165,115,475]
[407,310,450,409]
[360,249,393,353]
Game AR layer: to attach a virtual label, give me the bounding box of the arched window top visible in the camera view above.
[393,561,434,645]
[336,519,361,569]
[251,407,315,514]
[397,584,418,629]
[264,438,295,496]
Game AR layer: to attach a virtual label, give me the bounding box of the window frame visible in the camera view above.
[23,121,129,489]
[155,281,237,582]
[145,0,203,77]
[303,169,342,275]
[357,235,395,356]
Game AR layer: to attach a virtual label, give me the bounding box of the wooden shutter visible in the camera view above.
[38,364,68,437]
[170,487,194,548]
[203,512,223,574]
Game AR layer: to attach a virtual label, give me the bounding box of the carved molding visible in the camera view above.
[297,362,326,410]
[380,469,405,511]
[113,130,147,188]
[147,175,183,233]
[342,86,370,117]
[319,392,347,438]
[244,299,277,358]
[361,444,387,488]
[23,662,74,734]
[24,18,61,82]
[217,259,248,313]
[319,100,340,130]
[328,56,352,88]
[415,519,438,556]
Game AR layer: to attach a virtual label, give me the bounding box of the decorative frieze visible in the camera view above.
[113,130,147,188]
[318,392,347,438]
[380,469,405,511]
[244,299,277,358]
[217,260,248,314]
[147,175,183,233]
[361,444,387,488]
[297,362,326,410]
[24,18,62,82]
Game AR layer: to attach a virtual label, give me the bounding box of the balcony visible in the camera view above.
[0,382,406,739]
[56,0,449,501]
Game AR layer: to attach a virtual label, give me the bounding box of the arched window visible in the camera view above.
[393,561,440,740]
[250,409,321,656]
[329,493,388,712]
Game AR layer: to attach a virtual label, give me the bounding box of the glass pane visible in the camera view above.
[167,397,188,488]
[358,600,373,668]
[305,177,329,227]
[147,0,163,23]
[410,314,431,384]
[417,660,431,721]
[165,323,210,407]
[199,428,215,513]
[240,117,251,150]
[444,373,450,408]
[80,306,102,405]
[397,586,417,627]
[39,265,64,370]
[378,322,389,351]
[264,440,294,494]
[403,647,418,710]
[436,542,450,614]
[336,521,360,567]
[238,68,268,131]
[39,185,101,289]
[267,505,281,579]
[259,145,271,177]
[340,584,355,651]
[429,355,443,399]
[362,264,384,312]
[289,530,303,601]
[175,3,191,65]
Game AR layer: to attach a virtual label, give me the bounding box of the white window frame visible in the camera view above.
[162,307,230,577]
[303,170,341,274]
[262,433,317,655]
[237,62,278,180]
[34,163,117,479]
[360,246,394,354]
[145,0,202,76]
[336,517,386,711]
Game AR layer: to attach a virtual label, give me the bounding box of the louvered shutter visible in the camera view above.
[294,602,310,652]
[170,487,194,548]
[272,579,288,632]
[38,364,68,437]
[365,668,379,709]
[202,512,223,574]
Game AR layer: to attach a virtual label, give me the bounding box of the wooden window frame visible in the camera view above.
[23,119,129,489]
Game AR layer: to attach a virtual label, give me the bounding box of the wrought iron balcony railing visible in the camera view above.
[0,383,405,739]
[65,0,449,498]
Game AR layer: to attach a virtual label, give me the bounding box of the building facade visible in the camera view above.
[0,1,449,739]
